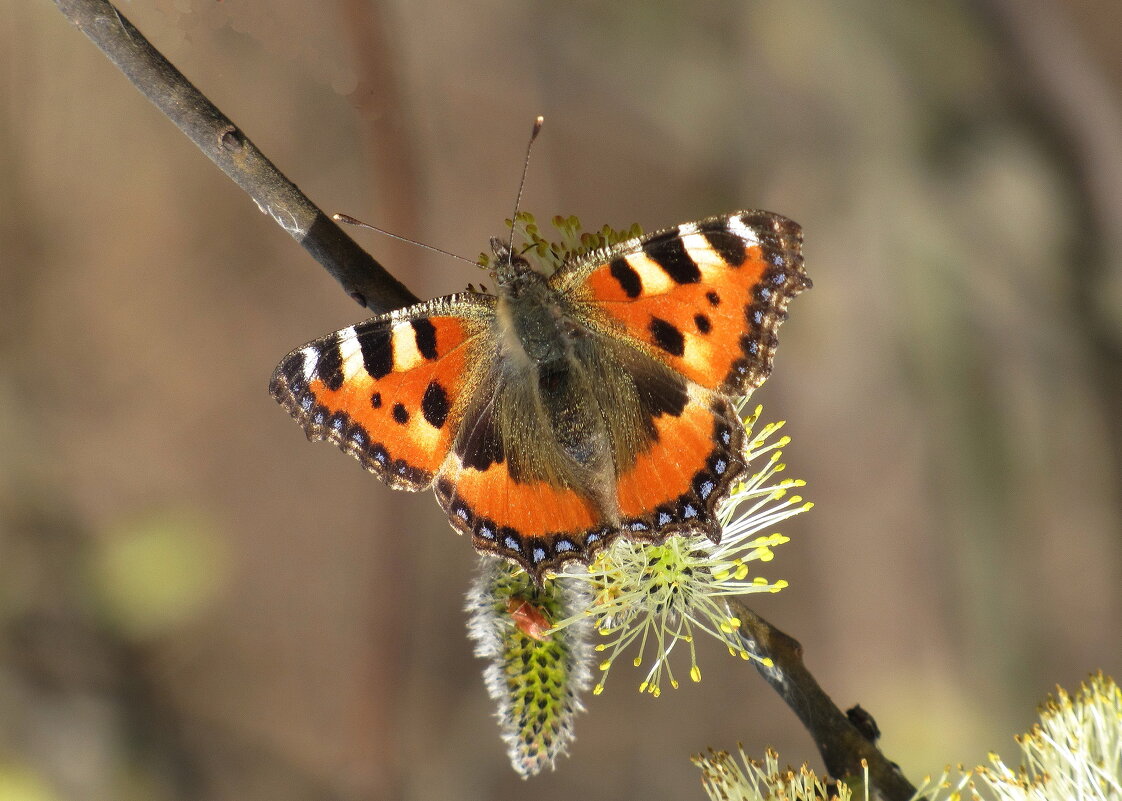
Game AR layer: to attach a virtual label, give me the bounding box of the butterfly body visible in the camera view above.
[271,211,809,580]
[486,242,636,509]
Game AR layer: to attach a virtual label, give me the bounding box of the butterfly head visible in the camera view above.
[488,236,548,291]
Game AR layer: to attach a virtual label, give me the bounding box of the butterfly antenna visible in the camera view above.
[506,115,545,261]
[333,213,480,267]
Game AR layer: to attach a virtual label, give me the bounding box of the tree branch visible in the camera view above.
[728,600,918,801]
[52,0,419,314]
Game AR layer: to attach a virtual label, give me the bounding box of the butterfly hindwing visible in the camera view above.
[434,454,608,576]
[269,294,494,490]
[613,387,745,542]
[556,210,809,396]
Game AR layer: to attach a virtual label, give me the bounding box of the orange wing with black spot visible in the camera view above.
[269,294,494,490]
[555,210,810,396]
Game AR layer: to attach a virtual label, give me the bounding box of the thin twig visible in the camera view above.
[728,600,918,801]
[52,0,419,314]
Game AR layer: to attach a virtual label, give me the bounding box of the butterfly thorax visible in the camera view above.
[495,266,582,366]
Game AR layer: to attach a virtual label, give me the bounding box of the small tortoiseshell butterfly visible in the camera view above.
[270,210,810,580]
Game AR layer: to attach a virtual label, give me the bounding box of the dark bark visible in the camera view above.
[729,600,919,801]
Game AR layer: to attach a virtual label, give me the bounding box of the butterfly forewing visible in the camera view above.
[269,295,494,490]
[556,210,809,397]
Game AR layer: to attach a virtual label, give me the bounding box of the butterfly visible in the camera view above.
[270,210,810,581]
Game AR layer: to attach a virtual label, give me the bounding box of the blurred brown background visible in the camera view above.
[3,1,1122,799]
